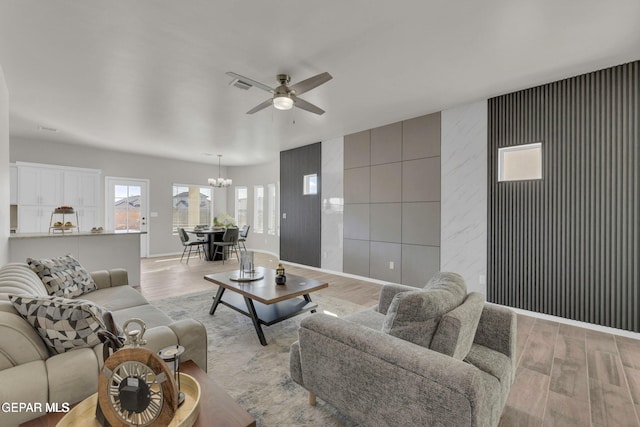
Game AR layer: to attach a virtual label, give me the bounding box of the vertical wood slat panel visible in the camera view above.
[487,61,640,332]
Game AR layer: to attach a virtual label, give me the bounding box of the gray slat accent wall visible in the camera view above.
[488,61,639,331]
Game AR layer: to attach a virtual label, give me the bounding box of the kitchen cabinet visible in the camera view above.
[14,162,101,233]
[64,171,100,207]
[18,166,63,206]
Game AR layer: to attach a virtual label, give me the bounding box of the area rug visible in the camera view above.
[151,289,367,426]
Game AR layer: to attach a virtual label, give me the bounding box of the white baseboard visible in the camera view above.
[501,305,640,339]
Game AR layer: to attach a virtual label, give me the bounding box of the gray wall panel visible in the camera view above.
[402,157,440,202]
[488,60,639,332]
[343,238,370,277]
[402,202,441,246]
[344,130,371,169]
[343,204,370,240]
[344,167,370,204]
[403,113,441,160]
[402,244,440,287]
[370,203,402,243]
[371,122,402,165]
[343,113,441,284]
[370,241,402,283]
[370,162,402,203]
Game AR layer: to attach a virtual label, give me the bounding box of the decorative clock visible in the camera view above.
[97,347,179,427]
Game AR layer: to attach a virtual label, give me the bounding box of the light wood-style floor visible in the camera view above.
[140,253,640,427]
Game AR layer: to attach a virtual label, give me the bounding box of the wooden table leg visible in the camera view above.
[209,287,226,315]
[308,391,317,406]
[243,297,268,346]
[303,294,316,313]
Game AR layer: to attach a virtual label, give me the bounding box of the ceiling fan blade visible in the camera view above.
[246,99,273,114]
[292,95,325,115]
[289,72,332,96]
[226,72,274,93]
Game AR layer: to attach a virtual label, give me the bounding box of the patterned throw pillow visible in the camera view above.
[9,294,107,355]
[27,254,97,298]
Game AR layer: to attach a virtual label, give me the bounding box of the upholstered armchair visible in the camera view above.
[290,273,517,427]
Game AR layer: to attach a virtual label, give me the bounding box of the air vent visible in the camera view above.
[38,126,58,132]
[230,79,252,90]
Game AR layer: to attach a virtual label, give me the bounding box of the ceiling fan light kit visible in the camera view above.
[226,71,332,115]
[209,155,232,188]
[273,95,293,110]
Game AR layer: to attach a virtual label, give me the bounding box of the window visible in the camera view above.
[254,185,264,234]
[267,183,277,235]
[303,174,318,195]
[172,184,213,232]
[235,186,248,227]
[498,142,542,181]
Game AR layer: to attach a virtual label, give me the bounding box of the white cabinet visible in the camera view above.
[64,171,100,207]
[10,164,17,204]
[18,205,58,233]
[15,162,101,233]
[18,166,64,206]
[76,207,99,232]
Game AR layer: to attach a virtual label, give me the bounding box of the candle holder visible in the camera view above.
[158,345,186,406]
[275,263,286,285]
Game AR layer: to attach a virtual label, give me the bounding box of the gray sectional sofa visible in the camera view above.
[0,262,207,427]
[290,272,516,427]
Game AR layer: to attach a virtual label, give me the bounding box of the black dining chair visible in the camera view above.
[213,226,240,264]
[238,225,250,252]
[178,227,206,264]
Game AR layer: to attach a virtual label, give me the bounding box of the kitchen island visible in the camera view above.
[9,231,143,285]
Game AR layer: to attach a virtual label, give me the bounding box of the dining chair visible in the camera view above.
[178,227,206,264]
[238,225,250,252]
[213,226,240,264]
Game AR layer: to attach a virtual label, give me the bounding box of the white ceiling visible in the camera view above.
[1,1,639,166]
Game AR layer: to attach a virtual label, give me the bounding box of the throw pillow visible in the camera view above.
[382,286,467,348]
[9,294,107,355]
[27,254,97,298]
[430,292,485,360]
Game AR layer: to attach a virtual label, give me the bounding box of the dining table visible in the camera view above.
[186,227,226,261]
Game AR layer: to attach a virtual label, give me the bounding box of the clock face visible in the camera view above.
[98,347,178,427]
[106,360,167,426]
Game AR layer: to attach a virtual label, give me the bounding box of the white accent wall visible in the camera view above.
[321,137,344,271]
[0,65,9,264]
[441,100,488,294]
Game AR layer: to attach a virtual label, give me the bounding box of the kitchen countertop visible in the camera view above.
[9,231,147,239]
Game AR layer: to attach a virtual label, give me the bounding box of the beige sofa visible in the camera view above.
[0,262,207,427]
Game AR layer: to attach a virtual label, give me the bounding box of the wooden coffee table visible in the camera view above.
[19,360,255,427]
[204,266,328,346]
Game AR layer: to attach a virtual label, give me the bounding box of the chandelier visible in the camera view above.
[208,155,232,188]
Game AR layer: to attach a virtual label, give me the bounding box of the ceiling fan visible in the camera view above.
[226,71,332,115]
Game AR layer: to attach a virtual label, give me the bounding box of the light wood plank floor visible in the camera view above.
[140,253,640,426]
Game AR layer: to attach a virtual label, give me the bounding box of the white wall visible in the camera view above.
[10,137,229,257]
[440,100,488,294]
[0,65,9,264]
[321,137,344,271]
[225,159,280,256]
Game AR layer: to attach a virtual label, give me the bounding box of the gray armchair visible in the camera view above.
[290,274,516,427]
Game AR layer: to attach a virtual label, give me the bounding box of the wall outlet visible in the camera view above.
[150,212,159,217]
[389,261,395,270]
[479,274,486,285]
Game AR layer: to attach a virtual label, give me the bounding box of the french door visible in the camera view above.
[105,177,149,257]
